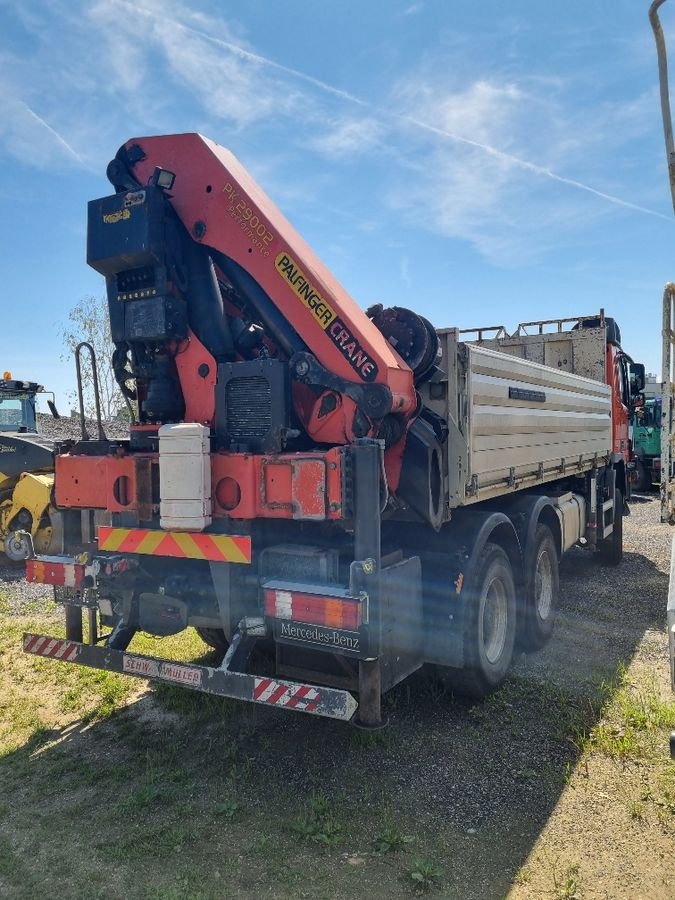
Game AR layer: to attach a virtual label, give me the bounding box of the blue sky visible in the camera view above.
[1,0,674,412]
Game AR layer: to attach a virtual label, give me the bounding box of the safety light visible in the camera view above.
[152,167,176,190]
[264,588,363,631]
[3,371,11,380]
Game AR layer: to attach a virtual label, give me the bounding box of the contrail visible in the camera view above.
[130,1,367,107]
[19,101,86,166]
[182,27,368,109]
[131,1,669,220]
[403,116,671,220]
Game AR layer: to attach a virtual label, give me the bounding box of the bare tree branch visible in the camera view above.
[61,296,123,420]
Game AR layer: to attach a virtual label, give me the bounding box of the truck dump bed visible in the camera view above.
[422,327,612,508]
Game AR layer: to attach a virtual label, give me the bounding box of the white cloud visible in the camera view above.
[308,117,384,158]
[406,79,525,148]
[0,0,665,268]
[88,0,363,127]
[88,0,283,126]
[0,92,87,169]
[375,68,669,263]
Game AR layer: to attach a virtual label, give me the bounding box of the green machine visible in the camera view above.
[632,397,661,491]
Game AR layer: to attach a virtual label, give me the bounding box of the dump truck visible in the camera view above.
[22,134,644,726]
[0,375,59,560]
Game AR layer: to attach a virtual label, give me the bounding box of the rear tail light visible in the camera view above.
[26,557,86,588]
[264,588,363,631]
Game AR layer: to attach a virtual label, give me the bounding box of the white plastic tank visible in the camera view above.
[158,423,212,531]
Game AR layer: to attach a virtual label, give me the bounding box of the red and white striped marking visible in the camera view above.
[253,677,320,711]
[26,558,85,588]
[23,634,79,662]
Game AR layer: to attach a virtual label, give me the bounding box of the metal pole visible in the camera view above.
[75,342,107,441]
[87,608,98,645]
[649,0,675,214]
[352,439,385,728]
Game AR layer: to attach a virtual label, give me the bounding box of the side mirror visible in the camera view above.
[630,362,645,395]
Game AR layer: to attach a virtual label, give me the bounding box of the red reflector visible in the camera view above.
[264,589,362,630]
[26,558,85,588]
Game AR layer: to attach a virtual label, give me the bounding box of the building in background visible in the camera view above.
[644,373,661,399]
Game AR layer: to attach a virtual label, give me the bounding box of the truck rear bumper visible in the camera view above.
[23,632,358,722]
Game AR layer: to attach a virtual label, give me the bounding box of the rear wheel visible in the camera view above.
[438,542,516,699]
[195,627,229,651]
[4,530,33,562]
[520,524,559,651]
[597,488,623,567]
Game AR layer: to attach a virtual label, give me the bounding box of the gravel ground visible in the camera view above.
[0,561,49,613]
[36,412,129,442]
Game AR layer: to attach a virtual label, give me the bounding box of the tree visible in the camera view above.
[61,295,125,421]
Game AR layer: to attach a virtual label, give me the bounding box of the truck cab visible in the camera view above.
[0,377,40,433]
[631,397,662,490]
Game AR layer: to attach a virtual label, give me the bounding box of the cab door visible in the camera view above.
[607,344,631,464]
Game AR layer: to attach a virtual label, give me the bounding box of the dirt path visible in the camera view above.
[507,494,675,900]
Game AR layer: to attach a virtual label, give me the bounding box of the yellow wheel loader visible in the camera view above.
[0,374,60,561]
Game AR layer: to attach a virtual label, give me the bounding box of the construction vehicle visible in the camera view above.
[0,375,59,561]
[22,133,643,726]
[631,397,662,490]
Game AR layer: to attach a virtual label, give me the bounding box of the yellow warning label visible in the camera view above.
[275,253,336,330]
[102,208,131,224]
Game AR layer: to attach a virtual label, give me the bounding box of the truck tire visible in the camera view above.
[195,627,229,651]
[520,524,559,651]
[438,542,517,699]
[597,488,623,567]
[633,460,650,492]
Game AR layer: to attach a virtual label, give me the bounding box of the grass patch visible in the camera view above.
[552,861,582,900]
[62,666,132,721]
[408,857,443,892]
[514,865,532,885]
[584,667,675,760]
[287,794,344,848]
[214,796,240,819]
[373,811,413,854]
[117,750,187,811]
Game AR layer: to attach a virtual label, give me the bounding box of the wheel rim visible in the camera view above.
[5,531,31,562]
[534,548,553,620]
[482,577,508,665]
